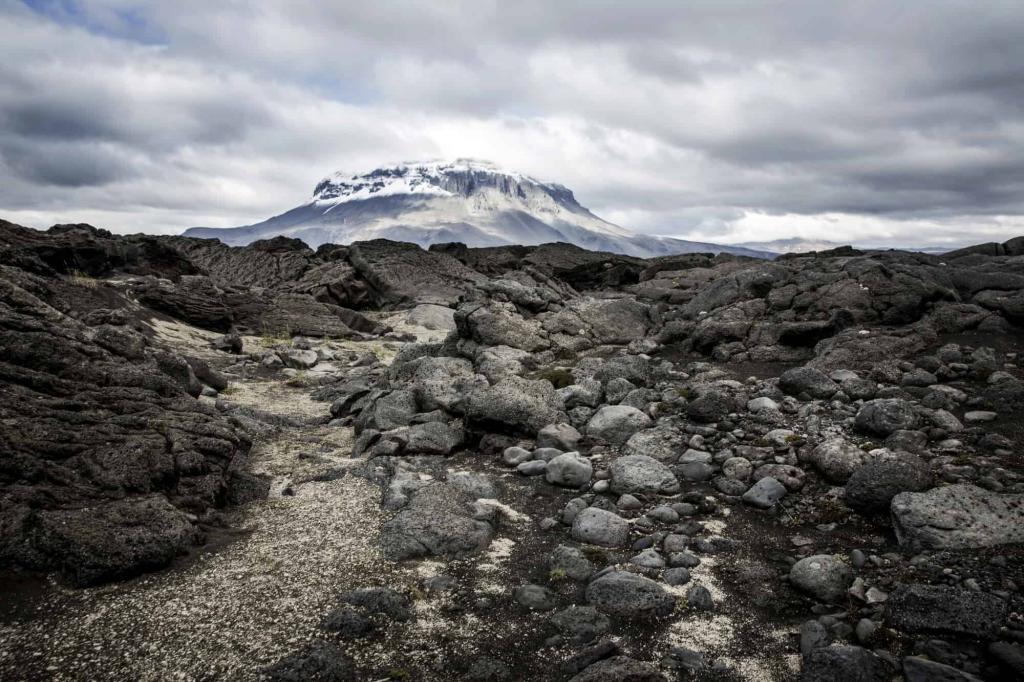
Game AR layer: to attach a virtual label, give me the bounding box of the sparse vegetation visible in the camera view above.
[68,269,98,288]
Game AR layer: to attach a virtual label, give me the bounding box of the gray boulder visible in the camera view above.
[405,303,456,331]
[281,348,318,370]
[402,421,464,456]
[742,477,787,508]
[685,389,737,423]
[537,423,582,451]
[550,605,610,644]
[779,367,840,400]
[550,545,594,581]
[789,555,853,603]
[412,356,477,412]
[623,424,684,464]
[379,483,493,560]
[571,507,630,547]
[569,656,666,682]
[585,571,675,619]
[29,495,198,587]
[854,399,919,436]
[466,376,567,434]
[885,584,1007,639]
[810,438,871,483]
[892,484,1024,550]
[609,455,680,495]
[902,657,984,682]
[799,645,888,682]
[546,452,593,488]
[845,454,931,513]
[585,406,652,444]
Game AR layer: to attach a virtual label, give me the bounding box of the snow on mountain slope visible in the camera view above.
[184,160,771,258]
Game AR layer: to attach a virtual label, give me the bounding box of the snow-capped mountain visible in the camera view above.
[184,160,770,258]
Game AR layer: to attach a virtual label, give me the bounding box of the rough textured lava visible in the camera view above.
[2,219,1023,681]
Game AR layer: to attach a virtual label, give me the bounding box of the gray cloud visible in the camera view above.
[0,0,1023,246]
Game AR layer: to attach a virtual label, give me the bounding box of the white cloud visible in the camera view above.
[1,1,1023,246]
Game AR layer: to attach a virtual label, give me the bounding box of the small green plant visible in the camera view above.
[388,668,411,681]
[68,269,98,288]
[408,586,426,601]
[285,371,308,388]
[581,545,608,565]
[785,434,802,443]
[549,567,567,582]
[539,368,574,389]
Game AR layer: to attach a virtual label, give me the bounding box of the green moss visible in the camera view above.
[549,568,567,582]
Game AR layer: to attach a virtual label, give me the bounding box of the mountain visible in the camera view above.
[735,237,846,254]
[737,237,967,255]
[184,160,771,258]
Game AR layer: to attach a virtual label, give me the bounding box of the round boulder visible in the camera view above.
[789,555,853,603]
[571,507,630,547]
[546,452,594,488]
[845,454,933,513]
[586,405,652,444]
[810,438,871,483]
[610,455,680,495]
[779,367,840,400]
[854,399,919,437]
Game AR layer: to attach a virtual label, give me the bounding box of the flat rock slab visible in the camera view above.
[885,584,1008,639]
[891,484,1024,550]
[379,483,493,560]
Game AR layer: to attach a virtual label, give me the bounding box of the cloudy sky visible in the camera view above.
[2,1,1023,247]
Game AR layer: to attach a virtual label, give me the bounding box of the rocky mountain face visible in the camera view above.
[2,220,1024,680]
[184,160,772,259]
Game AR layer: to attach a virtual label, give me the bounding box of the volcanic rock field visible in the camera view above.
[2,220,1024,681]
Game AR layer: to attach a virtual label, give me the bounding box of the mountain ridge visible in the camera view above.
[184,160,772,259]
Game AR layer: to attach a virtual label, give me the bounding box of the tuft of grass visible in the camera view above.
[549,568,567,582]
[581,545,608,565]
[68,269,98,288]
[285,371,308,388]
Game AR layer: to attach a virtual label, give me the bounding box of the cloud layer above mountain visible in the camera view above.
[2,1,1023,247]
